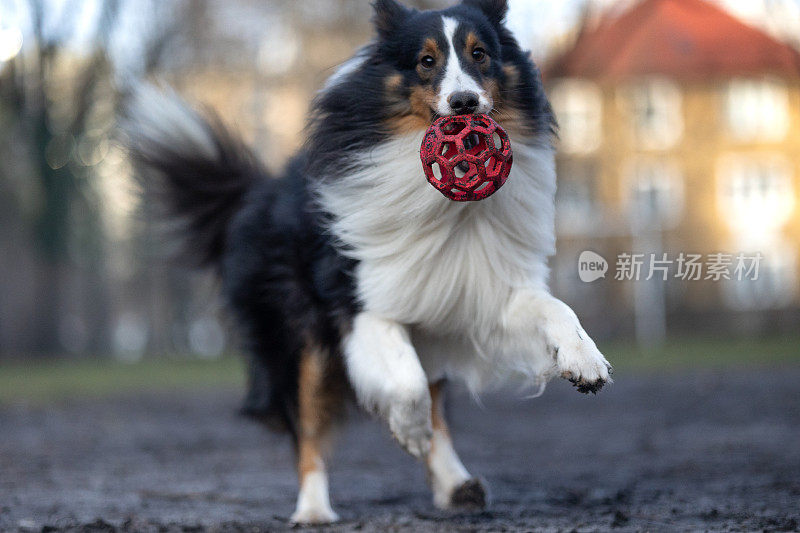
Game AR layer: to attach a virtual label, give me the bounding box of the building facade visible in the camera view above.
[545,0,800,339]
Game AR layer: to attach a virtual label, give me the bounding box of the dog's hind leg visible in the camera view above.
[426,380,487,510]
[290,344,340,525]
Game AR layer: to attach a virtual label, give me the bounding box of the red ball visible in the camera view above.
[420,114,513,202]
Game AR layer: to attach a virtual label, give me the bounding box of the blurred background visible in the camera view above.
[1,0,799,369]
[4,5,800,530]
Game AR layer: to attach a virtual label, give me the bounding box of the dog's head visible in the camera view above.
[370,0,550,137]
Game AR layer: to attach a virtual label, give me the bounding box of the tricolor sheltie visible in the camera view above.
[125,0,612,524]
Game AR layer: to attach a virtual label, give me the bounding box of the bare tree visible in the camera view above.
[0,0,188,356]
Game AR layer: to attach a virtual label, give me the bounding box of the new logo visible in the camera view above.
[578,251,608,283]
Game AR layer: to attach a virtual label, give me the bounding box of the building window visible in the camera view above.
[620,78,683,150]
[550,79,602,155]
[625,158,684,229]
[556,160,599,235]
[723,242,797,310]
[725,78,789,143]
[717,154,794,235]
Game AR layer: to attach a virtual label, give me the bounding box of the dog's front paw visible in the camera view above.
[551,326,612,394]
[388,389,432,459]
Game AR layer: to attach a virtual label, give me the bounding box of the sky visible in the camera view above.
[1,0,800,68]
[506,0,800,54]
[506,0,587,55]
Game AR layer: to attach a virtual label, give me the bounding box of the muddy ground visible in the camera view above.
[1,366,799,532]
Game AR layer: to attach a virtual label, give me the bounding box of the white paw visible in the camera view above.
[290,471,339,525]
[290,506,339,525]
[549,323,612,394]
[388,389,432,459]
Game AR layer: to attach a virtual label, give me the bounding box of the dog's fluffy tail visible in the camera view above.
[122,85,267,267]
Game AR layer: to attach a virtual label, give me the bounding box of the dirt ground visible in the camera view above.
[1,366,799,532]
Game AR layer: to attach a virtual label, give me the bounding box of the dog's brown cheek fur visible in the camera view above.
[491,64,538,137]
[384,73,438,134]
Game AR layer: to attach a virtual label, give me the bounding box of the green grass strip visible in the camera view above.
[0,356,245,404]
[1,336,799,404]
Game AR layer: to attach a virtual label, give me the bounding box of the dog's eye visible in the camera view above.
[420,55,436,69]
[472,48,486,63]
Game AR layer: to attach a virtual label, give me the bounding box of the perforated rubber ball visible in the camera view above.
[420,114,513,202]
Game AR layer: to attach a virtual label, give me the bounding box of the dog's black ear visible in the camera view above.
[462,0,508,25]
[372,0,410,38]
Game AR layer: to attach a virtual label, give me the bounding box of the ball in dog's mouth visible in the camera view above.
[420,114,513,202]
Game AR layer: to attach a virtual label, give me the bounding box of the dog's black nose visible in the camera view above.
[448,91,479,115]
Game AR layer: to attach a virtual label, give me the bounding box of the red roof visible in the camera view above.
[546,0,800,82]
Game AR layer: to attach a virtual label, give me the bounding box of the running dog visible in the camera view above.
[125,0,612,524]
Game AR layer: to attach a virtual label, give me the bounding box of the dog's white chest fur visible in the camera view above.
[317,131,557,384]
